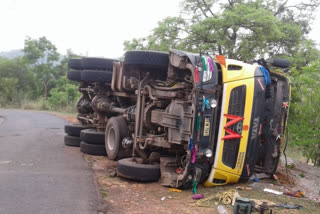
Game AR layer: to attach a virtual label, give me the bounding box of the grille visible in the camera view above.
[222,85,246,168]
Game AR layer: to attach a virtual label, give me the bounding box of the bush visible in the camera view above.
[48,83,80,111]
[21,98,49,110]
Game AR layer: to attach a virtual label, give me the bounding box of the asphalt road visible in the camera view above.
[0,110,101,214]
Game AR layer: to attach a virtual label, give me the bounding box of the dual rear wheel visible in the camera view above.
[63,117,130,159]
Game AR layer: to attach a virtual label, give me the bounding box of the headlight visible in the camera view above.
[209,99,217,108]
[205,149,213,158]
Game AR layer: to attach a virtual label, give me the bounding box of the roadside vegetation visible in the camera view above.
[0,0,319,165]
[0,37,80,113]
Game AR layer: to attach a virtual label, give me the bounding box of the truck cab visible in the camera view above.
[204,57,290,187]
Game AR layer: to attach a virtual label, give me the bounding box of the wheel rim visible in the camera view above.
[107,127,116,151]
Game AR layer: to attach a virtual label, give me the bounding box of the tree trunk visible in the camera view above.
[43,82,48,99]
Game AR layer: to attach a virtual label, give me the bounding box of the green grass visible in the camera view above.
[100,188,108,197]
[1,99,77,114]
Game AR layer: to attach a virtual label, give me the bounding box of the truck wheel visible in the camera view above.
[105,117,129,160]
[81,70,113,83]
[267,58,290,68]
[67,69,82,82]
[68,59,82,70]
[81,57,117,71]
[116,158,160,182]
[80,129,105,145]
[64,135,81,147]
[80,141,107,156]
[124,50,169,69]
[65,124,90,137]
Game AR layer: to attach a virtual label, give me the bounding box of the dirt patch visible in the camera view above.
[84,155,221,214]
[84,155,320,214]
[46,111,79,124]
[278,157,320,201]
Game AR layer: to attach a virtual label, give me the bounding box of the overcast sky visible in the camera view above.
[0,0,319,58]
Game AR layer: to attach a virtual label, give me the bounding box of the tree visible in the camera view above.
[289,61,320,166]
[0,77,18,105]
[124,0,320,61]
[23,36,59,99]
[0,57,36,103]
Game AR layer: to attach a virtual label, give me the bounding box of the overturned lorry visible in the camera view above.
[66,50,290,188]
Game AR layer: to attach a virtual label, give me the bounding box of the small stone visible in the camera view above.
[107,168,117,177]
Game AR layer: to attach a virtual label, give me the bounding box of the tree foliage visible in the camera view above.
[289,61,320,165]
[124,0,320,61]
[48,73,80,110]
[0,57,36,104]
[23,36,60,99]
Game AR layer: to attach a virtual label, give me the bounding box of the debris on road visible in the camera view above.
[192,194,204,200]
[216,205,228,214]
[283,190,304,198]
[280,202,302,210]
[263,188,283,195]
[168,188,182,193]
[233,197,253,214]
[236,186,252,191]
[160,196,172,201]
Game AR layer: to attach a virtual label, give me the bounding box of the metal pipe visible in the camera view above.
[111,106,126,114]
[151,84,185,91]
[138,138,153,150]
[139,92,146,139]
[144,85,158,100]
[133,75,149,158]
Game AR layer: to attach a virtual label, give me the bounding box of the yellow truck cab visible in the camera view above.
[205,57,290,187]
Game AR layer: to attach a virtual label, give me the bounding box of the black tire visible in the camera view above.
[67,69,82,81]
[65,124,90,137]
[68,59,82,70]
[81,57,116,71]
[80,129,105,145]
[267,58,290,68]
[80,141,107,156]
[81,70,113,83]
[116,158,160,182]
[105,117,130,160]
[124,50,169,69]
[64,135,81,147]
